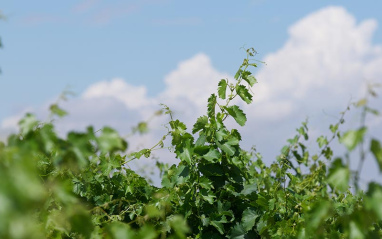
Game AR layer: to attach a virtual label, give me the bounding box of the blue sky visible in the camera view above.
[1,1,382,185]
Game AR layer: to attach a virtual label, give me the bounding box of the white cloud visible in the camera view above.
[78,54,231,126]
[255,6,382,104]
[159,53,231,118]
[82,78,153,110]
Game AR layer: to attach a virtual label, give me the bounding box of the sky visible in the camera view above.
[1,1,382,187]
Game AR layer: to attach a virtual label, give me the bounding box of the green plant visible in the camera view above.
[1,48,381,238]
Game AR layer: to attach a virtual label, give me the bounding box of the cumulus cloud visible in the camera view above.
[252,6,382,117]
[82,78,153,111]
[158,53,231,121]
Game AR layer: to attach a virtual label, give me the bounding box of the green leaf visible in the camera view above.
[201,214,210,226]
[224,105,247,126]
[170,119,187,132]
[234,68,242,80]
[199,163,224,176]
[167,215,190,237]
[228,223,246,239]
[69,208,94,237]
[308,201,331,230]
[236,85,253,104]
[241,208,258,232]
[370,139,382,172]
[145,205,163,218]
[241,70,257,86]
[217,141,235,156]
[207,94,217,121]
[178,139,193,165]
[349,221,364,239]
[67,132,93,167]
[49,104,68,118]
[366,106,379,115]
[107,222,135,239]
[256,194,269,209]
[365,183,382,220]
[192,115,208,134]
[135,225,158,239]
[322,147,333,160]
[97,127,127,153]
[201,188,216,204]
[195,133,207,146]
[210,221,225,234]
[136,122,148,134]
[218,79,227,99]
[131,148,151,159]
[202,148,221,162]
[330,124,339,133]
[256,217,268,235]
[216,128,228,141]
[226,135,240,146]
[18,113,39,136]
[327,158,349,192]
[355,98,367,107]
[240,184,257,196]
[199,177,214,190]
[242,74,257,87]
[340,127,367,151]
[317,136,328,148]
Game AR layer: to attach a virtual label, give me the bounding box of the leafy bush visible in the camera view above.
[1,48,382,238]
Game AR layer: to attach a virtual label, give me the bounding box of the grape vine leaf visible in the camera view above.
[18,113,38,136]
[218,79,227,100]
[202,148,221,162]
[192,115,208,134]
[340,127,367,151]
[97,127,127,153]
[228,223,246,239]
[224,105,247,126]
[236,85,252,104]
[327,158,349,192]
[207,94,217,121]
[241,208,258,231]
[370,139,382,172]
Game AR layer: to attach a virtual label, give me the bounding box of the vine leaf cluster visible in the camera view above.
[1,48,382,238]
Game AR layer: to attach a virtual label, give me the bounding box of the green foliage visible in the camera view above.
[1,48,382,238]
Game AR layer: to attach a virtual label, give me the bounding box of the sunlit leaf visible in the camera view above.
[218,79,227,99]
[49,104,68,118]
[192,115,208,134]
[18,113,38,136]
[327,158,349,192]
[203,148,221,162]
[236,85,252,104]
[241,208,258,232]
[365,183,382,220]
[355,98,367,107]
[340,127,367,151]
[349,220,364,239]
[317,136,328,148]
[370,139,382,172]
[97,127,127,153]
[242,74,257,87]
[224,105,247,126]
[207,94,217,121]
